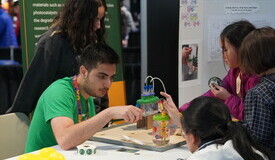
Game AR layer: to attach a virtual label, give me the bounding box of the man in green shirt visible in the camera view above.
[25,44,143,152]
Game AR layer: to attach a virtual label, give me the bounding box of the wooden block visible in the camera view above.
[136,118,145,128]
[146,115,153,130]
[137,115,154,129]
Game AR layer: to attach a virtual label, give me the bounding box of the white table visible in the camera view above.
[6,141,191,160]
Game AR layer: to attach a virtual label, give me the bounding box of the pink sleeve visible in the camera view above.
[179,102,190,112]
[224,95,244,120]
[224,74,259,120]
[179,90,215,112]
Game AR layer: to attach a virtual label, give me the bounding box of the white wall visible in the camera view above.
[178,0,275,106]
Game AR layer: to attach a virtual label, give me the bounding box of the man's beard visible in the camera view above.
[83,81,108,97]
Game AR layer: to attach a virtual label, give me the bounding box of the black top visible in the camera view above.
[7,27,108,115]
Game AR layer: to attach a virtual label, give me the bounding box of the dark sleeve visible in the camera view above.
[244,91,273,148]
[6,34,63,115]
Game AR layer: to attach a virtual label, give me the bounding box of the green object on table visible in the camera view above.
[153,114,170,121]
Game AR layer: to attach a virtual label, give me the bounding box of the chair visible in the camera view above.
[0,66,23,114]
[0,112,30,159]
[0,47,23,114]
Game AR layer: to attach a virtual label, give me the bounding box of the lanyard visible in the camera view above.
[72,76,89,122]
[236,72,242,98]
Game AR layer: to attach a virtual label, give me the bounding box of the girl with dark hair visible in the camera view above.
[160,92,270,160]
[52,0,106,50]
[239,27,275,154]
[179,20,259,121]
[7,0,109,115]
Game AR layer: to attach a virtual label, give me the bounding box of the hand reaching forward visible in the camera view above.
[108,105,143,123]
[160,92,182,126]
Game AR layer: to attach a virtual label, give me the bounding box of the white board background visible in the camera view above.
[178,0,275,107]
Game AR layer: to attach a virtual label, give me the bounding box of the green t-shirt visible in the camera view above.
[25,77,96,153]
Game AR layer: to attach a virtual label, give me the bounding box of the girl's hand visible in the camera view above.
[210,83,231,100]
[160,92,182,126]
[182,47,192,64]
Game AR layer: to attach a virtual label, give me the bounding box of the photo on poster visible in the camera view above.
[181,43,198,81]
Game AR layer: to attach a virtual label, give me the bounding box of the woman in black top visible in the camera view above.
[7,0,108,115]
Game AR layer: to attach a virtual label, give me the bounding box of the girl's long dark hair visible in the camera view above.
[220,20,256,72]
[181,96,270,160]
[52,0,106,52]
[220,20,256,49]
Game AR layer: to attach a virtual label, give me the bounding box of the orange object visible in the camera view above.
[2,2,9,11]
[108,81,126,106]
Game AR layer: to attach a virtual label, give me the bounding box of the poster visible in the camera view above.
[180,43,198,81]
[179,0,201,29]
[207,15,274,62]
[178,39,202,87]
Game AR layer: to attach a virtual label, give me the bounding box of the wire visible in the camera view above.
[144,75,153,84]
[150,77,167,93]
[144,76,153,90]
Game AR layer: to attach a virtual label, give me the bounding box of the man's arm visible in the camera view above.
[51,105,142,150]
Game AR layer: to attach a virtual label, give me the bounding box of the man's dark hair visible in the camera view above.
[77,44,120,73]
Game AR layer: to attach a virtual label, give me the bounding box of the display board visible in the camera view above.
[91,123,186,152]
[178,0,203,106]
[20,0,126,106]
[178,0,275,106]
[20,0,63,70]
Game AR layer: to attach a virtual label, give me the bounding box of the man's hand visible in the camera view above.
[108,105,143,123]
[51,105,142,150]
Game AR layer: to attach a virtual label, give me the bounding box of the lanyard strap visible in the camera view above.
[72,76,89,122]
[236,72,242,98]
